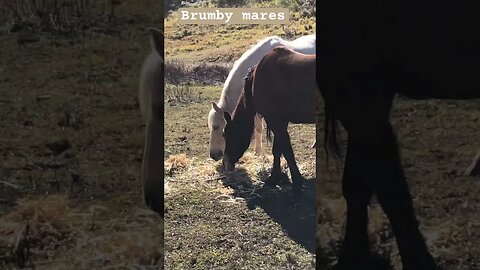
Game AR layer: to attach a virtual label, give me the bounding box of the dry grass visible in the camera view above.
[165,60,231,86]
[0,195,163,269]
[0,195,73,243]
[163,148,316,269]
[0,195,74,268]
[55,208,163,270]
[164,153,189,176]
[0,0,131,43]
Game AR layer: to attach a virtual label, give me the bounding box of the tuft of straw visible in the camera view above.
[164,154,189,175]
[0,195,73,245]
[0,196,164,269]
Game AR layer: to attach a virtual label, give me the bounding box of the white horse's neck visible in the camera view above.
[217,36,287,112]
[217,35,316,113]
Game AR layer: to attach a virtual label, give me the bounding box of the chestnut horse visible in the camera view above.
[318,1,480,269]
[139,27,163,217]
[208,35,316,161]
[222,46,316,193]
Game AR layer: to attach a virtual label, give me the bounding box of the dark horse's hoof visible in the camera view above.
[403,253,441,270]
[335,251,439,270]
[335,254,390,270]
[334,246,386,270]
[263,173,289,187]
[263,176,280,187]
[291,177,304,193]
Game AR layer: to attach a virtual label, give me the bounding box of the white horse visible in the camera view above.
[208,35,316,161]
[139,27,163,216]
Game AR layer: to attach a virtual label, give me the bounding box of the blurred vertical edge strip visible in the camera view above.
[140,2,165,219]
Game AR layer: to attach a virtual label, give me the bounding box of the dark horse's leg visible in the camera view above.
[340,124,437,269]
[280,129,304,192]
[337,138,373,269]
[264,123,304,191]
[264,124,283,186]
[372,123,437,270]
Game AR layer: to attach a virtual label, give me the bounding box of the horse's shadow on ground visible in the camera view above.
[216,164,316,254]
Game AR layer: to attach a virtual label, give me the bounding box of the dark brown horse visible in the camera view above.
[318,1,480,269]
[222,46,316,193]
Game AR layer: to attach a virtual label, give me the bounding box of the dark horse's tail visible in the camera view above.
[317,84,342,165]
[323,100,341,163]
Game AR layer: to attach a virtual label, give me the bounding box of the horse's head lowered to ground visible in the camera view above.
[222,69,256,171]
[208,102,227,161]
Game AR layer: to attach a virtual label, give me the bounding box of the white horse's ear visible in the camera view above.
[224,111,232,123]
[148,27,163,55]
[212,102,223,114]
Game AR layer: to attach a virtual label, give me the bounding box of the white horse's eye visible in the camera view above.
[213,125,220,131]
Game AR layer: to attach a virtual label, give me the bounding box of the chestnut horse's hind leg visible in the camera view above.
[372,124,437,270]
[254,114,263,156]
[337,138,373,269]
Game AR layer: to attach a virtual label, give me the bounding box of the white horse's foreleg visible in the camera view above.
[254,114,263,155]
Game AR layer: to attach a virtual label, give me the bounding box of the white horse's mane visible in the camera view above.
[218,35,288,111]
[237,35,285,66]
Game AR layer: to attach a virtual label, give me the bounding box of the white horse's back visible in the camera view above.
[287,35,316,54]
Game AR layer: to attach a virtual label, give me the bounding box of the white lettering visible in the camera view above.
[181,11,189,20]
[242,12,251,20]
[225,12,233,23]
[179,9,287,24]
